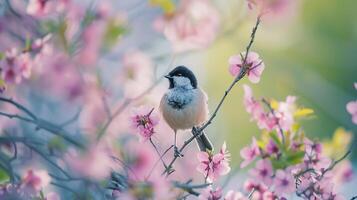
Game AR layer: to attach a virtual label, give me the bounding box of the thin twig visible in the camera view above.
[146,145,173,180]
[172,181,211,196]
[248,188,256,200]
[149,138,168,169]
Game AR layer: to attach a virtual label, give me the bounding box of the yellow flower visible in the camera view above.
[149,0,176,14]
[323,128,353,159]
[294,108,314,118]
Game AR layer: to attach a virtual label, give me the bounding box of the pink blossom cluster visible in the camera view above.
[0,169,59,200]
[197,142,231,182]
[130,107,159,141]
[242,84,296,132]
[238,86,354,199]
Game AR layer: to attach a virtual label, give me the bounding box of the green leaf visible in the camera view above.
[103,20,127,49]
[286,151,305,165]
[0,168,10,183]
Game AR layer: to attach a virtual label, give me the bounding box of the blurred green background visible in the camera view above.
[198,0,357,164]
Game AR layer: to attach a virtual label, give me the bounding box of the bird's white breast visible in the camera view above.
[160,88,208,131]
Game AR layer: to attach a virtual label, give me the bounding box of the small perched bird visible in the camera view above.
[160,66,213,156]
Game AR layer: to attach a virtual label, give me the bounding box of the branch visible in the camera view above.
[0,97,84,148]
[172,181,211,197]
[164,16,262,176]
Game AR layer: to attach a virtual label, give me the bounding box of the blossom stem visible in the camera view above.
[149,138,169,170]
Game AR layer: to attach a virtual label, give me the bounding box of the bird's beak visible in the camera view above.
[164,75,173,79]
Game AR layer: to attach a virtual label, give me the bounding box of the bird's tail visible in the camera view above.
[192,129,213,152]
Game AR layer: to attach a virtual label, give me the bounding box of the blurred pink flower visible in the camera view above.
[22,169,50,192]
[262,191,278,200]
[240,137,259,168]
[77,21,106,66]
[332,160,354,185]
[46,192,60,200]
[199,187,222,200]
[66,145,114,180]
[130,106,159,141]
[273,169,295,196]
[243,84,278,131]
[276,96,296,131]
[247,0,296,19]
[243,179,268,199]
[243,84,261,115]
[224,190,247,200]
[346,100,357,124]
[266,139,279,155]
[249,159,273,185]
[304,139,322,155]
[32,34,52,50]
[197,142,231,182]
[154,0,220,52]
[120,141,159,180]
[118,50,154,99]
[229,52,265,83]
[32,45,84,100]
[1,48,32,84]
[26,0,54,17]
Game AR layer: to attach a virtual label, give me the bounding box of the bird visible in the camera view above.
[160,66,213,157]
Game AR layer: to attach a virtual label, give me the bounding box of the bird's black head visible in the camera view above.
[165,66,198,89]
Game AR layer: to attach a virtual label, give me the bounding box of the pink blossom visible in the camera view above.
[1,48,32,84]
[304,139,322,155]
[242,85,278,131]
[77,21,106,66]
[243,84,262,115]
[247,0,296,19]
[276,96,296,131]
[197,142,231,182]
[229,52,265,83]
[22,169,50,191]
[346,100,357,124]
[118,50,154,99]
[262,191,278,200]
[332,160,354,184]
[154,0,220,52]
[249,159,273,185]
[32,34,52,50]
[122,141,157,180]
[199,187,222,200]
[46,192,60,200]
[240,137,260,168]
[26,0,54,17]
[130,106,159,141]
[66,145,114,180]
[273,169,295,196]
[224,190,247,200]
[266,139,279,155]
[243,179,268,199]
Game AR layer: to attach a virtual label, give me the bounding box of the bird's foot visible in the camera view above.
[174,146,184,157]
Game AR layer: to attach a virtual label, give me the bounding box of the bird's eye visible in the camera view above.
[177,73,182,76]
